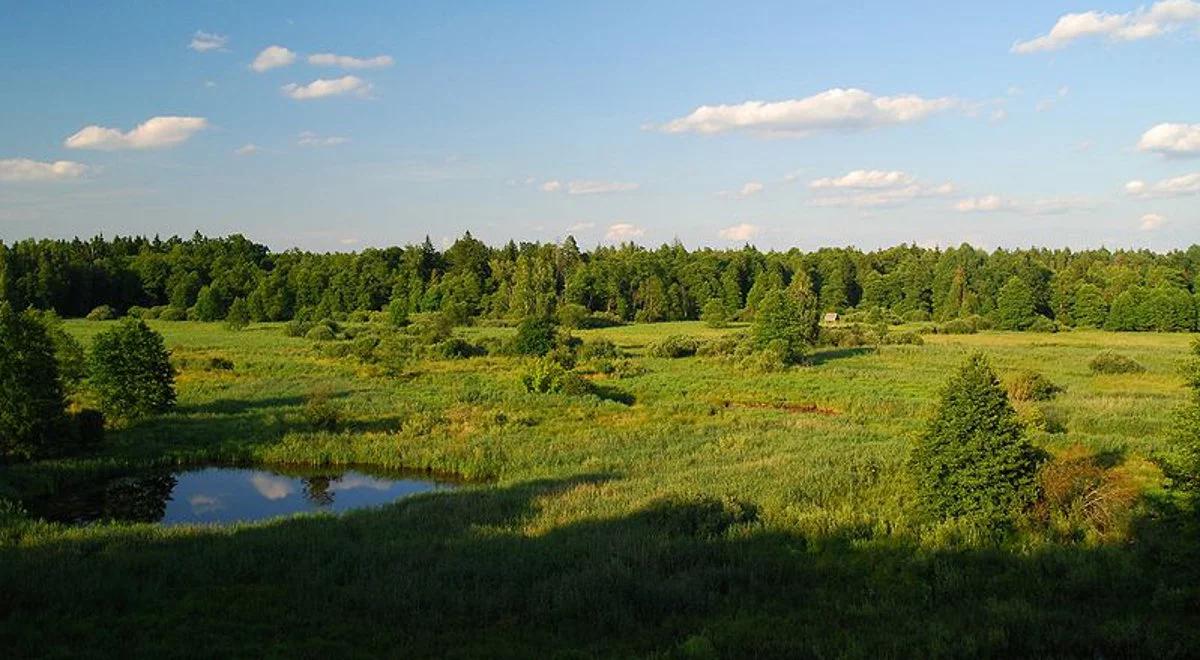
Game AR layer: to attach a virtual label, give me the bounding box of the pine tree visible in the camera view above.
[909,353,1040,522]
[0,302,68,460]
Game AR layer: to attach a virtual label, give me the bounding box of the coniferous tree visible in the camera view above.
[909,353,1041,523]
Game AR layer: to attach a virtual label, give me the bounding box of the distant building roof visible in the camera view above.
[823,312,839,322]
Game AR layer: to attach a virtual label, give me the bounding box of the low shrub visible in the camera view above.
[436,337,486,359]
[701,299,728,328]
[556,303,590,329]
[1032,445,1137,539]
[939,318,978,335]
[283,319,311,337]
[303,388,343,431]
[1027,315,1058,333]
[126,306,152,319]
[879,331,925,346]
[86,305,116,321]
[902,309,931,323]
[158,307,187,322]
[647,334,699,358]
[520,358,592,395]
[305,325,336,342]
[1016,402,1068,434]
[697,333,744,357]
[1089,351,1145,375]
[578,338,623,361]
[820,325,870,348]
[1006,370,1062,401]
[511,316,558,356]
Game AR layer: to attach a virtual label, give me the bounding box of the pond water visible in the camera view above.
[26,465,457,526]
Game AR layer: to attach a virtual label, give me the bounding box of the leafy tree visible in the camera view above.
[909,353,1041,523]
[994,276,1036,330]
[90,318,176,420]
[386,296,410,327]
[1071,283,1108,328]
[701,299,728,328]
[32,310,86,395]
[1104,289,1143,331]
[192,285,225,322]
[511,315,557,356]
[751,290,811,363]
[0,302,68,460]
[225,297,251,330]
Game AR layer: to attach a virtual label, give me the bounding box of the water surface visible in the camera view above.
[27,465,456,526]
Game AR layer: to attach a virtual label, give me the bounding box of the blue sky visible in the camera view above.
[1,1,1197,251]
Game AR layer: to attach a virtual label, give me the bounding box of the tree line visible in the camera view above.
[2,232,1199,331]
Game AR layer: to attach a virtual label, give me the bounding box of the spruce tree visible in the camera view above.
[909,353,1040,522]
[0,302,68,460]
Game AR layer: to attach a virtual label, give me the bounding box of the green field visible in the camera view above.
[2,320,1198,657]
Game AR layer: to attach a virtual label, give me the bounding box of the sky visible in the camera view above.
[0,0,1198,252]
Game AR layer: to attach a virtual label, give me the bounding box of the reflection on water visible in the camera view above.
[26,466,457,526]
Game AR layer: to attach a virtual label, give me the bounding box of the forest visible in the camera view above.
[3,233,1199,332]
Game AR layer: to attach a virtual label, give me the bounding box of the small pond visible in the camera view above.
[25,465,458,526]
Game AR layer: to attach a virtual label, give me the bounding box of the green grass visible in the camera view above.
[2,320,1198,657]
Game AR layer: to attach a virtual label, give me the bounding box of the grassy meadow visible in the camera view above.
[2,319,1198,657]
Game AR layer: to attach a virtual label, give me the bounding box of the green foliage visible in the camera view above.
[701,298,728,328]
[435,337,486,359]
[750,290,815,364]
[30,310,86,395]
[85,305,116,321]
[386,297,410,327]
[89,318,177,420]
[303,387,343,431]
[1165,338,1200,493]
[1026,315,1058,333]
[1088,351,1145,375]
[1071,284,1108,328]
[511,316,557,356]
[520,357,591,395]
[1006,370,1062,402]
[158,307,187,322]
[305,325,336,342]
[909,353,1041,523]
[647,334,699,358]
[192,285,225,322]
[0,303,68,461]
[1104,289,1143,331]
[556,303,590,329]
[995,276,1037,330]
[225,297,251,330]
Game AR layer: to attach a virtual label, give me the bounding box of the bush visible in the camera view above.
[701,299,728,328]
[820,325,870,348]
[1089,351,1145,375]
[30,310,86,395]
[436,337,486,359]
[225,297,251,330]
[1032,446,1136,538]
[879,331,925,346]
[578,338,622,361]
[902,309,931,323]
[939,318,978,335]
[158,307,187,322]
[520,358,591,395]
[511,316,557,356]
[909,353,1041,523]
[126,306,152,319]
[206,356,235,371]
[1006,370,1062,402]
[89,318,176,421]
[86,305,116,321]
[556,303,590,329]
[303,387,343,431]
[697,333,744,357]
[386,298,410,328]
[305,325,336,342]
[1027,315,1058,333]
[0,303,68,461]
[751,289,819,363]
[647,334,699,358]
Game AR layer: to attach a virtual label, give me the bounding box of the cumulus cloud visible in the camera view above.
[1012,1,1200,53]
[307,53,394,69]
[296,131,348,146]
[605,223,645,241]
[251,45,296,72]
[189,31,228,52]
[567,221,595,231]
[659,88,958,137]
[234,143,260,155]
[1140,213,1166,231]
[540,180,562,192]
[282,75,372,100]
[1125,172,1200,197]
[738,182,764,196]
[808,170,953,207]
[0,158,89,182]
[566,180,639,195]
[718,223,761,241]
[955,195,1014,212]
[1137,123,1200,156]
[64,116,208,150]
[955,195,1092,214]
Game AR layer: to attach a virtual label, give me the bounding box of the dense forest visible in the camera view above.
[2,233,1199,331]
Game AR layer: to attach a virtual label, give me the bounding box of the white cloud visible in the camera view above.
[567,221,595,231]
[64,116,208,150]
[282,75,371,100]
[250,474,294,500]
[540,180,562,192]
[1013,1,1200,53]
[990,108,1008,122]
[809,169,915,189]
[189,31,228,52]
[0,159,89,182]
[296,131,348,146]
[605,223,645,241]
[1140,213,1166,231]
[659,88,958,137]
[808,170,953,207]
[566,180,639,195]
[955,195,1013,212]
[1125,172,1200,197]
[251,45,296,72]
[307,53,394,69]
[1137,123,1200,156]
[234,143,260,155]
[718,223,761,241]
[739,182,764,197]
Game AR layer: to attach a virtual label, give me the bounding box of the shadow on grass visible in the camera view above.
[175,395,310,416]
[2,475,1198,658]
[807,346,876,366]
[590,382,636,406]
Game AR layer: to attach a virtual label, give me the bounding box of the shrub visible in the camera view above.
[303,387,343,431]
[556,303,590,330]
[89,318,176,421]
[750,289,817,363]
[386,298,410,328]
[902,309,931,323]
[520,358,592,395]
[909,353,1041,523]
[701,299,728,328]
[1164,338,1200,493]
[578,338,622,361]
[1006,370,1062,402]
[1027,315,1058,333]
[436,337,486,359]
[879,331,925,346]
[206,356,235,371]
[305,325,336,342]
[158,307,187,322]
[1032,446,1137,538]
[939,318,978,335]
[647,334,699,358]
[0,302,68,461]
[696,333,744,357]
[511,316,557,356]
[192,285,225,322]
[86,305,116,321]
[126,306,152,319]
[1088,351,1145,375]
[820,325,869,348]
[225,297,251,330]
